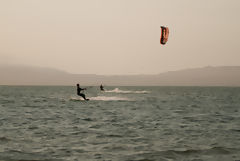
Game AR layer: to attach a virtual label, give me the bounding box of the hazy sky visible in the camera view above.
[0,0,240,75]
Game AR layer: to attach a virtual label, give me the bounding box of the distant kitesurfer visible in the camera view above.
[76,84,89,100]
[100,84,104,91]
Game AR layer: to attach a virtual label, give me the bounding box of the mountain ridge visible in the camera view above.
[0,65,240,86]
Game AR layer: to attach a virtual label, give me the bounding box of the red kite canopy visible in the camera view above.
[160,26,169,45]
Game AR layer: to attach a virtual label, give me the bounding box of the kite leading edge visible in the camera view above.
[160,26,169,45]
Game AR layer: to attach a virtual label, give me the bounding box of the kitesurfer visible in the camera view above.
[76,84,89,100]
[100,84,104,91]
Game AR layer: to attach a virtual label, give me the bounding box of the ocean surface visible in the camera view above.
[0,86,239,161]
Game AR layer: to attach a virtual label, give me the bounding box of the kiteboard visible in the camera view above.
[70,97,89,101]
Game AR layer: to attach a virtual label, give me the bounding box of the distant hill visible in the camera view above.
[0,65,240,86]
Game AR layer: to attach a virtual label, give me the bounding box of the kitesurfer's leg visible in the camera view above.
[78,93,88,100]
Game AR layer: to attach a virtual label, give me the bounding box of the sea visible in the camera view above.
[0,86,239,161]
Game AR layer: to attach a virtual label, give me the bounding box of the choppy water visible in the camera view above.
[0,86,240,161]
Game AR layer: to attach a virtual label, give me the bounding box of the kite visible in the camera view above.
[160,26,169,45]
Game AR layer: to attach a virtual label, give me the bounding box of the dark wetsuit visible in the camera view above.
[100,85,104,91]
[77,87,88,100]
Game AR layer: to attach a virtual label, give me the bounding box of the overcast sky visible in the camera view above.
[0,0,240,75]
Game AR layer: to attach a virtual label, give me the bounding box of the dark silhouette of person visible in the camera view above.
[100,84,104,91]
[76,84,89,100]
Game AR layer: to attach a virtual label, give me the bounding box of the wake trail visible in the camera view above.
[105,88,150,94]
[70,96,133,101]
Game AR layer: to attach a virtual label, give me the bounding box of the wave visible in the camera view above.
[105,88,150,94]
[159,147,237,156]
[70,96,132,101]
[122,147,239,161]
[0,136,10,142]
